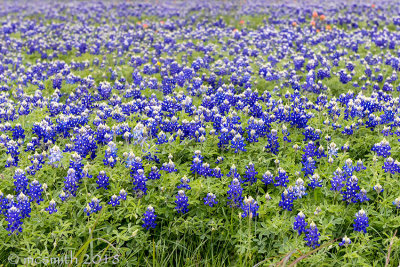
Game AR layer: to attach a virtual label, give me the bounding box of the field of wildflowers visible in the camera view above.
[0,0,400,266]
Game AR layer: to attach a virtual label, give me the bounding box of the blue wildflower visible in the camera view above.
[175,190,189,214]
[353,209,369,233]
[293,211,307,235]
[203,193,218,207]
[142,205,157,230]
[304,222,320,249]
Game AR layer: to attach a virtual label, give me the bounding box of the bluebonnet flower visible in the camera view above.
[262,171,274,186]
[341,142,350,152]
[243,162,258,185]
[355,159,366,172]
[132,169,147,195]
[27,152,46,176]
[302,141,317,160]
[103,141,118,168]
[45,200,57,214]
[393,197,400,209]
[119,189,127,200]
[274,168,289,187]
[84,197,102,216]
[5,206,23,235]
[265,129,279,155]
[308,173,322,189]
[161,159,178,173]
[12,124,25,140]
[342,159,355,177]
[279,187,295,211]
[339,236,351,247]
[96,171,110,190]
[28,180,43,204]
[302,157,316,177]
[331,168,345,192]
[142,205,157,230]
[132,122,148,146]
[353,209,369,233]
[373,184,383,194]
[303,127,321,142]
[241,196,259,219]
[59,191,68,201]
[357,189,370,203]
[13,169,28,193]
[304,222,320,249]
[48,145,63,167]
[156,131,168,145]
[191,152,203,175]
[341,175,360,204]
[382,157,397,174]
[177,176,191,190]
[227,165,241,181]
[148,166,161,180]
[282,125,291,142]
[316,146,327,159]
[16,192,31,219]
[175,190,189,214]
[227,178,243,207]
[231,134,247,153]
[108,195,120,207]
[371,139,391,158]
[213,167,224,178]
[203,193,218,207]
[215,156,224,164]
[63,168,79,197]
[293,211,307,235]
[199,163,213,177]
[294,178,307,199]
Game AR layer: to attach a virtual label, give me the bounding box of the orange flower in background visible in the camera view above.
[143,24,149,29]
[312,11,318,18]
[326,24,332,31]
[239,20,245,24]
[292,21,297,27]
[160,20,165,24]
[320,15,325,21]
[371,4,376,8]
[316,29,320,33]
[310,21,316,27]
[136,21,141,25]
[233,28,238,32]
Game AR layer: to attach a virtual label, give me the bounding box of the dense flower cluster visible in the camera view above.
[0,2,398,264]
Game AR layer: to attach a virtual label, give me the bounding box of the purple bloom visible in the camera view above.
[279,187,295,211]
[353,209,369,233]
[274,168,289,187]
[84,197,102,216]
[227,178,243,207]
[5,206,23,235]
[108,195,120,207]
[203,193,218,207]
[132,169,147,195]
[294,211,307,235]
[339,236,351,247]
[371,139,391,158]
[28,180,44,204]
[262,171,274,186]
[241,196,259,219]
[175,190,189,214]
[304,222,320,249]
[45,200,58,214]
[142,206,157,230]
[96,171,110,190]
